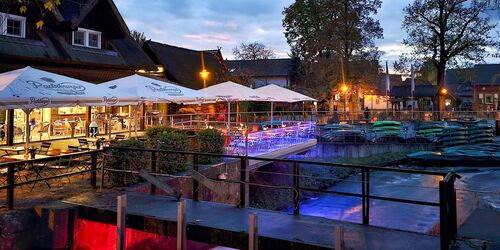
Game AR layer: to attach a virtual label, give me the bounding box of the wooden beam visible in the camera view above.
[192,170,238,201]
[138,169,181,200]
[116,195,127,250]
[177,201,187,250]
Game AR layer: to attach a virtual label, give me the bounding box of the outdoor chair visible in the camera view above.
[78,138,90,151]
[114,134,125,141]
[37,123,51,140]
[68,145,81,153]
[38,142,51,155]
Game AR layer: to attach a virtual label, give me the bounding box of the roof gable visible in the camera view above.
[144,41,228,89]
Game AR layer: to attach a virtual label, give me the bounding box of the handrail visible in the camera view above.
[105,146,448,176]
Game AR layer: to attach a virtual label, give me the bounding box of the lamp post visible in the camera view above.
[200,51,210,88]
[200,69,209,88]
[370,89,374,110]
[341,85,348,119]
[438,87,448,120]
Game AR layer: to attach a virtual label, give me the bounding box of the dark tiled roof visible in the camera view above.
[0,0,155,71]
[144,41,228,89]
[391,85,439,97]
[473,64,500,85]
[226,59,296,77]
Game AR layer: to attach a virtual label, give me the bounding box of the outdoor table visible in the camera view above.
[3,154,52,188]
[0,146,25,156]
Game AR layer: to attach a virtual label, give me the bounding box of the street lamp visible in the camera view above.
[341,85,348,119]
[370,89,374,110]
[200,69,209,88]
[440,87,448,95]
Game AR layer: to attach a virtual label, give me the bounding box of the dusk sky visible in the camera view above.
[115,0,500,67]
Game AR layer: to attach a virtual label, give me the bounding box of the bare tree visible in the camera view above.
[232,41,276,60]
[130,30,148,47]
[402,0,499,89]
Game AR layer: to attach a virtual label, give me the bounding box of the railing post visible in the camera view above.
[192,154,199,201]
[7,164,15,210]
[365,169,370,224]
[440,172,457,250]
[177,201,187,250]
[150,151,157,195]
[448,174,457,243]
[248,213,258,250]
[361,168,370,225]
[116,194,127,250]
[292,162,300,215]
[239,156,248,208]
[90,151,97,188]
[439,179,449,250]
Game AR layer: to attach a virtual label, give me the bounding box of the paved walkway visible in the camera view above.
[63,191,440,250]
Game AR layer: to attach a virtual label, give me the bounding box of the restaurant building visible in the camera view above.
[225,58,296,88]
[0,0,156,145]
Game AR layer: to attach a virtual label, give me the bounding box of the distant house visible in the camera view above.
[447,64,500,111]
[391,84,439,111]
[445,68,474,110]
[0,0,156,82]
[471,64,500,111]
[225,59,296,88]
[143,41,228,90]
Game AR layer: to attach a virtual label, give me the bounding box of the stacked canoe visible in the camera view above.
[468,124,494,144]
[372,121,404,142]
[320,124,365,142]
[440,126,468,147]
[372,121,401,136]
[415,123,444,141]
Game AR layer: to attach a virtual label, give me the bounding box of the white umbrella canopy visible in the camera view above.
[200,81,273,133]
[200,81,272,101]
[0,66,122,110]
[255,84,316,127]
[100,74,213,104]
[255,84,316,103]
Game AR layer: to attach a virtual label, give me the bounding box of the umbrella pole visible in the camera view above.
[23,109,32,156]
[108,106,112,140]
[270,102,274,128]
[134,103,139,138]
[227,100,231,135]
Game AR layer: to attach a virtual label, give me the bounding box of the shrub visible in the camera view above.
[144,126,180,146]
[195,129,225,164]
[156,131,189,173]
[107,139,147,187]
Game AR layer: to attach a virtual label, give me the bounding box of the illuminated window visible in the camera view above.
[485,94,493,104]
[0,12,26,38]
[72,28,101,49]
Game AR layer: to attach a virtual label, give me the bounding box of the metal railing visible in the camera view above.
[103,146,458,250]
[0,150,102,209]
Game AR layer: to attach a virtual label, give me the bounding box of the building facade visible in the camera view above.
[0,0,156,145]
[225,59,296,88]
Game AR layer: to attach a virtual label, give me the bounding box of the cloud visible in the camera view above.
[115,0,499,64]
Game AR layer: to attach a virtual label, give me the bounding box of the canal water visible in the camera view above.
[283,146,500,234]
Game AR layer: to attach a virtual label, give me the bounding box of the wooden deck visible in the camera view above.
[62,191,440,250]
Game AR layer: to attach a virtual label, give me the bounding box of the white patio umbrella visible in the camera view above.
[255,84,316,126]
[200,81,271,133]
[100,74,214,136]
[0,66,125,149]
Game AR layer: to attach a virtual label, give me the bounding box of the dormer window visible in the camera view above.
[0,12,26,38]
[72,28,101,49]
